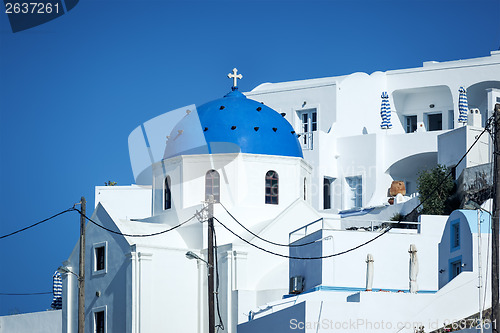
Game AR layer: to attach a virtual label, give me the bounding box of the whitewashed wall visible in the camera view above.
[0,310,62,333]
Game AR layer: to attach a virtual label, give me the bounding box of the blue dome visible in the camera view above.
[163,89,303,159]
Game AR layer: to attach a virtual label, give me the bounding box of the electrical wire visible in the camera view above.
[0,208,76,240]
[0,292,52,296]
[212,122,492,260]
[218,202,323,248]
[73,207,205,238]
[214,217,391,260]
[404,118,493,219]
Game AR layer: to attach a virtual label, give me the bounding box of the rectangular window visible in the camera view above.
[95,247,105,271]
[346,176,362,209]
[311,111,317,131]
[94,310,105,333]
[323,177,332,209]
[405,116,417,133]
[302,113,308,134]
[448,110,454,129]
[452,222,460,249]
[427,113,442,131]
[93,242,107,275]
[298,108,317,149]
[450,259,462,279]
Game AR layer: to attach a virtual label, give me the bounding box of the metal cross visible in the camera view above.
[227,68,243,88]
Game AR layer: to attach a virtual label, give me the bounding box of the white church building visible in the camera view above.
[53,51,500,333]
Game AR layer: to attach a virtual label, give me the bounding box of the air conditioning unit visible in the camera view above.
[289,276,305,294]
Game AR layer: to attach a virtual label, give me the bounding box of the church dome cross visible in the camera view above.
[228,68,243,90]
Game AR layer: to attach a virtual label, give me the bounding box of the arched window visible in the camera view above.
[265,170,279,205]
[164,176,171,210]
[205,170,220,202]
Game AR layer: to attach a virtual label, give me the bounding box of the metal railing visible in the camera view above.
[289,217,421,244]
[298,131,313,150]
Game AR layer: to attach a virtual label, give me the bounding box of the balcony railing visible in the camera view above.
[298,131,313,150]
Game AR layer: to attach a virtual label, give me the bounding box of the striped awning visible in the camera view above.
[51,271,62,310]
[458,86,468,123]
[380,91,392,129]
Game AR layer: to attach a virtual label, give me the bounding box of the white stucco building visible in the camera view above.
[56,52,500,333]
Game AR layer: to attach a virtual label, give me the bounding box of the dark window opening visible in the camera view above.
[311,112,317,131]
[95,246,105,271]
[427,113,442,131]
[265,171,279,205]
[304,178,307,201]
[164,176,171,210]
[451,260,462,279]
[95,311,105,333]
[405,116,417,133]
[323,178,331,209]
[452,223,460,249]
[205,170,220,202]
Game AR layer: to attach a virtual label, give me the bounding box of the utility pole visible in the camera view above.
[207,195,215,333]
[493,104,500,333]
[78,197,86,333]
[478,209,484,333]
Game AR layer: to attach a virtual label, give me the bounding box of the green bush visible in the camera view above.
[416,164,455,215]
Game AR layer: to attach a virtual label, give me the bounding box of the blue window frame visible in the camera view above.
[448,255,462,281]
[450,219,460,251]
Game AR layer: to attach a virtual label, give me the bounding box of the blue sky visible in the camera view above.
[0,0,499,315]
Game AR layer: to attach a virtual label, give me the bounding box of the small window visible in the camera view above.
[298,108,317,148]
[323,178,331,209]
[164,176,171,210]
[450,259,462,279]
[93,242,107,275]
[451,222,460,250]
[95,247,105,271]
[205,170,220,202]
[405,116,417,133]
[94,309,105,333]
[304,177,307,201]
[448,110,454,129]
[427,113,442,131]
[265,171,279,205]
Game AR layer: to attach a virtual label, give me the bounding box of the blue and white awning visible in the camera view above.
[380,91,392,129]
[458,86,468,123]
[51,271,62,310]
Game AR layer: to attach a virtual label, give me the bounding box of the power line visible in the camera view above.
[404,116,493,219]
[212,121,493,260]
[73,207,205,238]
[218,202,323,248]
[0,292,52,296]
[213,217,391,260]
[217,116,494,254]
[0,208,76,240]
